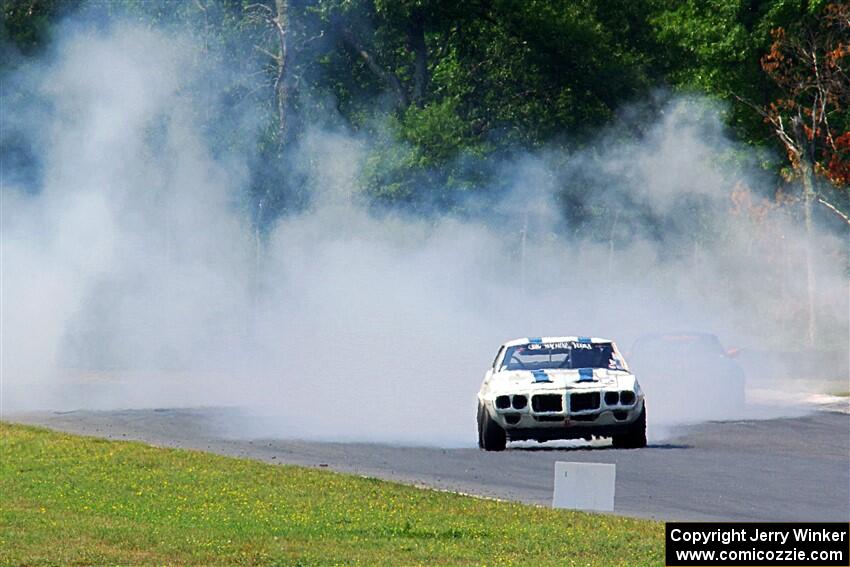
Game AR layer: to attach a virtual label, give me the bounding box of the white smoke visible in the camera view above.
[1,21,846,446]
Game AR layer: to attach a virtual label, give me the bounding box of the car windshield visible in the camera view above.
[501,341,626,371]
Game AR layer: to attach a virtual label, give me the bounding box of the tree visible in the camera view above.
[757,3,850,201]
[742,2,850,345]
[249,1,294,141]
[310,0,669,205]
[1,0,82,62]
[649,0,839,147]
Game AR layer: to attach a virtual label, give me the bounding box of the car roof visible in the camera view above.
[501,336,614,347]
[634,331,719,342]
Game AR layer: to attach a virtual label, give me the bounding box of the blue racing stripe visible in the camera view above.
[528,337,542,344]
[577,336,591,343]
[532,370,551,383]
[577,368,595,382]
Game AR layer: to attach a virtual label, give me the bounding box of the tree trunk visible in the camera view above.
[340,26,409,109]
[607,208,621,281]
[407,10,428,107]
[274,0,289,140]
[792,115,817,347]
[520,210,528,293]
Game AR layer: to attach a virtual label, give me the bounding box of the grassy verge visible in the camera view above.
[0,422,663,566]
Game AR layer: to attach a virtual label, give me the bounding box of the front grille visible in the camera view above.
[534,415,564,422]
[572,414,597,422]
[532,394,563,413]
[570,392,600,412]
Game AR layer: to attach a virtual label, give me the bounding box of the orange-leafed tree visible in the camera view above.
[756,2,849,215]
[740,2,849,345]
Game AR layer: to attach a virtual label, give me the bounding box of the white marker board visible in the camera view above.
[552,461,616,512]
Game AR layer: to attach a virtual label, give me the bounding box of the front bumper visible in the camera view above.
[486,389,644,440]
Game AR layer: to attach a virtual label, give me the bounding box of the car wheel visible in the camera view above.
[612,405,647,449]
[476,403,485,449]
[480,408,507,452]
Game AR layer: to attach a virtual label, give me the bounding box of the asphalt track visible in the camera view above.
[9,408,849,522]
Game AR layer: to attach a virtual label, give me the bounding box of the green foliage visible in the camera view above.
[1,0,79,57]
[361,99,490,206]
[3,0,847,219]
[649,0,827,145]
[311,0,677,205]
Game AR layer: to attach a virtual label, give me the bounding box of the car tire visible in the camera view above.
[612,405,647,449]
[476,403,485,449]
[479,407,507,452]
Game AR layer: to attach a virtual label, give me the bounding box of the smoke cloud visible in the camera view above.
[2,20,846,446]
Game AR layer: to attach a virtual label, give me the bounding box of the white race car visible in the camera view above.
[476,336,646,451]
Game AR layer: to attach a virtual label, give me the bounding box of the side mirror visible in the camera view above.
[725,347,740,359]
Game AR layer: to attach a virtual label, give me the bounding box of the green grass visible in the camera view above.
[0,422,663,566]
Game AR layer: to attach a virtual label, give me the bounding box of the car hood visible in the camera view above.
[492,368,638,391]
